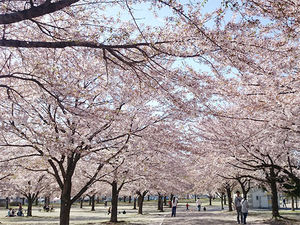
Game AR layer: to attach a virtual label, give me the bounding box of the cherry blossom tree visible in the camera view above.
[0,44,179,225]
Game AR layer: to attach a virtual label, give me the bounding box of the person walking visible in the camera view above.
[234,191,243,224]
[241,198,249,224]
[171,197,178,217]
[283,198,287,208]
[196,198,201,211]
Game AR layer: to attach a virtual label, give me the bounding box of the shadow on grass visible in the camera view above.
[261,217,300,225]
[100,221,142,225]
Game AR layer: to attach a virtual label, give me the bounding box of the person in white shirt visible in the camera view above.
[241,198,249,224]
[196,198,201,211]
[171,197,178,217]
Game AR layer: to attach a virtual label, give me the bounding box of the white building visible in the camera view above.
[248,188,280,209]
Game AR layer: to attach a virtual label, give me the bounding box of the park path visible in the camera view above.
[160,205,270,225]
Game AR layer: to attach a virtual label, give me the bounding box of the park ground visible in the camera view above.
[0,200,299,225]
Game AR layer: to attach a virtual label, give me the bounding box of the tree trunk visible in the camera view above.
[5,197,9,209]
[133,197,137,209]
[27,197,33,217]
[60,198,71,225]
[164,196,167,206]
[47,196,50,206]
[91,195,95,211]
[123,196,126,202]
[269,168,280,218]
[194,194,197,201]
[158,193,161,210]
[169,194,174,208]
[238,178,250,199]
[80,198,83,208]
[129,196,131,203]
[148,195,150,201]
[296,197,298,209]
[44,196,47,208]
[22,197,25,206]
[209,195,212,206]
[291,196,295,211]
[223,194,226,205]
[89,196,92,206]
[59,179,72,225]
[35,198,38,206]
[226,186,233,211]
[110,181,118,223]
[138,195,144,214]
[220,193,224,210]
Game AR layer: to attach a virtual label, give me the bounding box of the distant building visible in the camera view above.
[248,188,280,209]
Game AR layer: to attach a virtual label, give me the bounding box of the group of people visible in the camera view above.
[43,204,54,212]
[234,191,249,224]
[171,197,207,217]
[7,203,23,217]
[170,192,249,224]
[107,207,126,215]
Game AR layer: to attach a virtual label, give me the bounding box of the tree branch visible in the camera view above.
[0,0,79,25]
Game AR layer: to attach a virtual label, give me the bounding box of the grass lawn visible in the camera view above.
[0,199,299,224]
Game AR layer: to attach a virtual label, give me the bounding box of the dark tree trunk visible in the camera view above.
[27,196,33,217]
[164,196,167,206]
[129,196,131,203]
[59,178,72,225]
[89,196,92,206]
[269,168,280,218]
[60,198,71,225]
[137,190,148,215]
[220,193,224,210]
[91,195,95,211]
[5,197,9,209]
[209,195,212,206]
[169,194,174,208]
[137,195,141,206]
[158,193,161,210]
[148,195,150,201]
[47,196,50,206]
[224,194,226,205]
[110,181,118,223]
[291,196,295,211]
[35,198,38,206]
[194,194,197,201]
[226,186,233,211]
[44,196,50,208]
[49,152,100,225]
[296,197,298,209]
[138,195,144,214]
[80,198,83,208]
[133,197,137,209]
[237,178,251,199]
[22,197,25,206]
